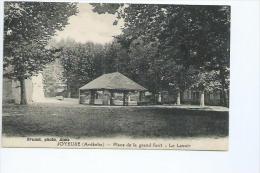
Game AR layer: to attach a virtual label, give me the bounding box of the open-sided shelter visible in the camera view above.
[79,72,147,106]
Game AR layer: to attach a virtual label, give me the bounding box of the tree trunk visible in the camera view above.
[176,90,181,105]
[67,82,71,98]
[67,91,71,98]
[79,90,81,104]
[200,90,205,107]
[158,92,162,104]
[220,69,228,107]
[221,89,227,107]
[226,89,229,107]
[150,92,157,104]
[19,78,27,105]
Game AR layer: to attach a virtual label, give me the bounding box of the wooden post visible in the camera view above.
[90,90,95,105]
[102,90,105,105]
[126,91,129,106]
[122,91,129,106]
[123,91,126,106]
[139,91,143,102]
[110,90,114,106]
[103,89,110,105]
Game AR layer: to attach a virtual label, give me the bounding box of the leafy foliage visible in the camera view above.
[4,2,78,80]
[42,59,65,97]
[3,2,78,104]
[51,40,107,97]
[91,4,230,105]
[190,70,222,92]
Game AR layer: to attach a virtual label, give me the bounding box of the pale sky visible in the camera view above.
[53,3,123,44]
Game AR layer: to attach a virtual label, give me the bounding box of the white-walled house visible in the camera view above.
[2,74,45,104]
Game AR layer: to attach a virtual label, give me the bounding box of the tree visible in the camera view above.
[4,44,61,104]
[159,6,230,106]
[54,40,106,97]
[42,59,65,97]
[91,4,230,106]
[4,2,78,104]
[190,70,222,106]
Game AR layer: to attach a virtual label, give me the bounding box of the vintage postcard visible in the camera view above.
[1,2,230,150]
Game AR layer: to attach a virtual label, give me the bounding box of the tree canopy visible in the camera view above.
[91,3,230,106]
[4,2,78,104]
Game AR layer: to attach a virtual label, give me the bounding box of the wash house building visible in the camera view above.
[79,72,147,106]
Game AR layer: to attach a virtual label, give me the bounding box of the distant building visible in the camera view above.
[3,78,33,104]
[2,74,45,104]
[182,90,222,106]
[161,89,226,106]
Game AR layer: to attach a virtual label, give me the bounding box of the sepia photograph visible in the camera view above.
[2,2,230,150]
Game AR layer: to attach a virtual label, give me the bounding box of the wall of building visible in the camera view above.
[2,74,45,104]
[161,90,223,106]
[182,90,221,106]
[31,73,45,102]
[11,79,33,104]
[2,78,14,103]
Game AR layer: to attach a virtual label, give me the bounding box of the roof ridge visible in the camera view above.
[79,71,147,91]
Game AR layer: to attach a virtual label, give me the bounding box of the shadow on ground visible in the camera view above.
[2,102,229,138]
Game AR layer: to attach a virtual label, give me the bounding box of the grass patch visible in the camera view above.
[2,104,228,138]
